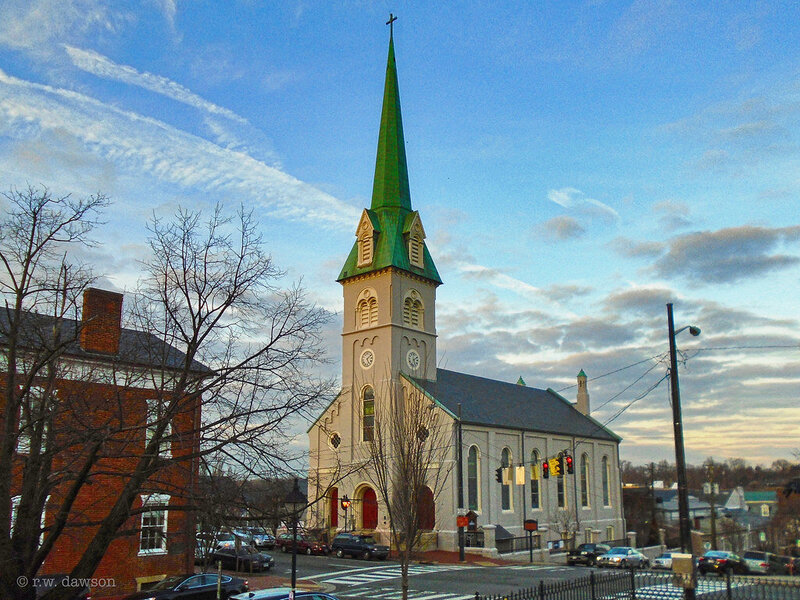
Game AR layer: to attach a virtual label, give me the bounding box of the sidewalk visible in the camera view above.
[415,550,523,566]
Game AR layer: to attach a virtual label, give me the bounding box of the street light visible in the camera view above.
[666,303,700,558]
[283,478,307,600]
[340,495,351,532]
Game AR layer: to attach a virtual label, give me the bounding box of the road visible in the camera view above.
[266,551,587,600]
[262,553,800,600]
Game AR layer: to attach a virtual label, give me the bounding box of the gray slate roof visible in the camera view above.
[0,308,209,373]
[409,368,620,442]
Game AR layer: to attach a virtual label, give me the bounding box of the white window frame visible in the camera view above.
[139,493,170,556]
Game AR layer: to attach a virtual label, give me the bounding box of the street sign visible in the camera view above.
[457,515,469,527]
[704,542,711,550]
[524,519,538,532]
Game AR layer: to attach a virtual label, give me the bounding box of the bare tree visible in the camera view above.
[550,508,579,549]
[0,189,334,600]
[358,373,453,600]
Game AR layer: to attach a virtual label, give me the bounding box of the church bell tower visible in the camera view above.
[337,24,442,428]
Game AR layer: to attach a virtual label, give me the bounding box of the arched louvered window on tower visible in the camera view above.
[358,234,373,266]
[357,296,378,329]
[403,293,424,330]
[408,235,423,268]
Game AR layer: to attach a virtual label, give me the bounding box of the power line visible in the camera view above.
[555,353,667,393]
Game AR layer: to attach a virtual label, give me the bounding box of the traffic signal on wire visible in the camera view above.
[550,456,562,477]
[565,454,574,474]
[495,467,503,483]
[542,460,550,479]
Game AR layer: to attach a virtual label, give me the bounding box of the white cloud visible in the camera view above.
[0,0,134,56]
[63,45,247,124]
[0,69,359,228]
[547,187,620,223]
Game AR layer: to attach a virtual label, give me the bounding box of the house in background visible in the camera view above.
[2,288,203,596]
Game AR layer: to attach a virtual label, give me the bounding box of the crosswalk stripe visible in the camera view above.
[299,565,387,580]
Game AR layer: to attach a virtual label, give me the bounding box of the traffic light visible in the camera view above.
[565,454,574,474]
[550,456,562,477]
[495,467,503,483]
[541,460,549,479]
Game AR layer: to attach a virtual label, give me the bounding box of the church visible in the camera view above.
[307,25,625,556]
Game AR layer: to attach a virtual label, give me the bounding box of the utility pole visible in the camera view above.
[667,303,700,600]
[707,459,718,550]
[667,303,695,556]
[457,403,465,561]
[649,462,658,544]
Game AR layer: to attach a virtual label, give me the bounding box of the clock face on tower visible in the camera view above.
[406,349,421,371]
[360,349,374,369]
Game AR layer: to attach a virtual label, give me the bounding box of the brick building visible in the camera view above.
[2,288,204,596]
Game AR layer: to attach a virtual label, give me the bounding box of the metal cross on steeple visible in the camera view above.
[386,13,397,35]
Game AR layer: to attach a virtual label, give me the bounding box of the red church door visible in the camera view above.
[362,488,378,529]
[417,486,435,530]
[330,487,338,528]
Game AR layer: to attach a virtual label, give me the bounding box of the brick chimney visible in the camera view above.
[575,369,590,415]
[80,288,123,354]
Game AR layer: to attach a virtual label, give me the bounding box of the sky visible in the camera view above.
[1,1,799,469]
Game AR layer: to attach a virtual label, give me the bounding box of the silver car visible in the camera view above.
[597,546,650,569]
[653,552,673,570]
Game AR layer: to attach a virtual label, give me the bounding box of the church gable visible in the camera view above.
[356,210,381,268]
[403,211,425,269]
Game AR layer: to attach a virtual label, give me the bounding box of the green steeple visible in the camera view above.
[338,26,441,285]
[371,31,411,211]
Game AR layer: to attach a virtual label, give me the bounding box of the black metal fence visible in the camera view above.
[475,570,800,600]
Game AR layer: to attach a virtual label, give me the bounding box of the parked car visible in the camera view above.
[274,533,329,555]
[330,532,390,560]
[208,546,275,572]
[652,552,674,570]
[566,543,611,566]
[122,573,248,599]
[248,527,276,549]
[231,589,340,600]
[743,550,779,574]
[698,551,749,576]
[596,547,650,569]
[215,531,238,548]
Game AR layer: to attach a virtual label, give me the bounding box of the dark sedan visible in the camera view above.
[274,533,328,555]
[698,551,749,575]
[209,546,274,572]
[122,573,248,599]
[567,543,612,566]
